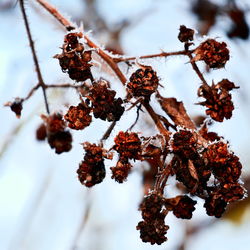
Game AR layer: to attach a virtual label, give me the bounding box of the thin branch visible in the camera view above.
[187,51,209,87]
[19,0,50,114]
[100,121,117,143]
[128,103,142,131]
[113,50,193,63]
[142,100,171,140]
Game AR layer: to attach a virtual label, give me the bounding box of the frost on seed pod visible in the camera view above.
[87,80,124,122]
[54,32,93,82]
[64,102,92,130]
[110,159,132,183]
[77,143,106,187]
[113,131,142,160]
[193,39,230,68]
[5,98,23,118]
[178,25,194,43]
[41,113,72,154]
[198,79,238,122]
[127,66,159,98]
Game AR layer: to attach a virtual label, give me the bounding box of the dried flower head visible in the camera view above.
[77,143,106,187]
[87,80,124,121]
[110,160,132,183]
[41,113,72,154]
[113,131,142,160]
[64,102,92,130]
[54,32,93,82]
[166,195,197,219]
[127,66,159,97]
[193,39,230,68]
[198,79,238,122]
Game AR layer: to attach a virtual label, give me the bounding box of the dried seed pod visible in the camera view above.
[204,194,227,218]
[5,98,23,118]
[198,79,238,122]
[87,80,124,121]
[54,32,93,82]
[41,113,72,154]
[110,160,132,183]
[171,130,198,159]
[44,113,66,133]
[77,143,106,187]
[178,25,194,43]
[48,130,72,154]
[139,193,164,221]
[136,217,169,245]
[127,66,159,97]
[166,195,197,219]
[64,102,92,130]
[193,39,230,68]
[203,141,242,183]
[36,123,47,141]
[113,131,142,160]
[77,159,105,187]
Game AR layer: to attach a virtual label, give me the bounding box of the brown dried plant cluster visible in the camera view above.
[5,0,246,246]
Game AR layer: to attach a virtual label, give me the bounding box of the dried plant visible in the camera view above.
[5,0,247,246]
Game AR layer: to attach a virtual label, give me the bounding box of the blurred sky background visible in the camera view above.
[1,0,250,250]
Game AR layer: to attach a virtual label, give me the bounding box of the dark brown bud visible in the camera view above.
[5,98,23,118]
[178,25,194,43]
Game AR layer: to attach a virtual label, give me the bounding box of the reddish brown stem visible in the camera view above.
[114,50,194,63]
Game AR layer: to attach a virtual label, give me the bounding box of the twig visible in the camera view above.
[19,0,50,114]
[128,103,142,131]
[187,51,209,87]
[100,121,117,143]
[114,50,193,63]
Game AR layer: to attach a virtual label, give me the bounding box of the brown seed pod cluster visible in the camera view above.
[8,3,246,246]
[54,32,93,82]
[169,129,245,218]
[198,79,238,122]
[193,39,230,68]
